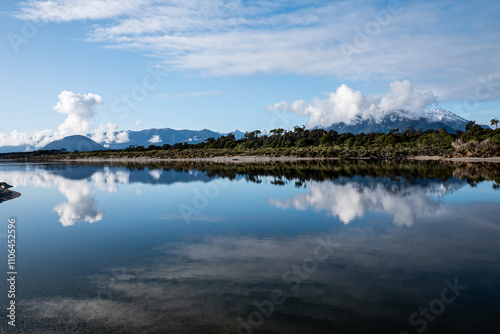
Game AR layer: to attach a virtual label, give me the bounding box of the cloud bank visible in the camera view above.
[12,1,500,100]
[267,80,437,128]
[0,91,129,149]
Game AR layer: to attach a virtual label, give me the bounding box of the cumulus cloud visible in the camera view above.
[0,90,129,149]
[91,123,129,147]
[148,135,162,144]
[54,90,103,137]
[267,80,437,128]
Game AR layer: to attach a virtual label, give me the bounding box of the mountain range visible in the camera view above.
[324,108,475,134]
[0,109,490,153]
[106,128,245,150]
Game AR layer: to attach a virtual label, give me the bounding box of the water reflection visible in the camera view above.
[54,179,104,226]
[269,177,466,226]
[0,166,107,226]
[2,161,494,227]
[22,205,500,333]
[1,161,500,333]
[0,164,214,226]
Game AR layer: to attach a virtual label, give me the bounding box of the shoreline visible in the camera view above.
[44,155,500,163]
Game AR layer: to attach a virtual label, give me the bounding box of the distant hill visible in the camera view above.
[107,128,230,149]
[42,135,105,152]
[0,145,33,154]
[228,130,246,140]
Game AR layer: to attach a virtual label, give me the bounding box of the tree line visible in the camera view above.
[125,120,500,157]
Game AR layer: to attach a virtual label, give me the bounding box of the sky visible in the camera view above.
[1,0,500,148]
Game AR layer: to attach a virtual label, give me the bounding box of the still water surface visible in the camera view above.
[0,161,499,333]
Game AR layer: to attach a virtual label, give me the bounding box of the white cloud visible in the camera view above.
[0,90,129,149]
[14,0,152,22]
[268,80,437,128]
[0,129,55,148]
[12,1,500,100]
[148,135,162,143]
[54,90,103,137]
[91,123,129,146]
[135,120,143,126]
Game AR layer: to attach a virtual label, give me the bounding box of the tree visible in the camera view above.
[270,128,284,136]
[293,125,305,137]
[491,118,499,130]
[404,126,416,136]
[465,121,476,132]
[204,137,215,144]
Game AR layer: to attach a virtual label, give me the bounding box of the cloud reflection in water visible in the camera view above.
[269,177,465,226]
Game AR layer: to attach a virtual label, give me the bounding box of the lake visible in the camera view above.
[0,160,499,333]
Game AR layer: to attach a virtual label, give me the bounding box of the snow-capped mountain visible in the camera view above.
[422,108,470,130]
[103,128,249,150]
[324,108,477,134]
[105,128,223,149]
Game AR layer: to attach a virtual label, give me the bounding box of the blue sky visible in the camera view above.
[1,0,499,148]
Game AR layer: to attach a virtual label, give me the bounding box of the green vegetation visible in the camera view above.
[1,124,499,160]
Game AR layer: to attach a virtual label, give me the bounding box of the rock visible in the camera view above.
[0,182,21,203]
